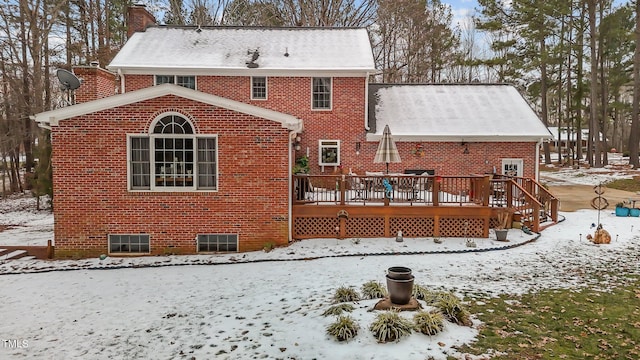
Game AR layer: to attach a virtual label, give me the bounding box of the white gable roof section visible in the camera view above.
[367,84,553,142]
[32,84,303,133]
[108,27,376,76]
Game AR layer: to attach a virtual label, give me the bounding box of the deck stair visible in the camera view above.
[0,245,53,260]
[1,249,29,261]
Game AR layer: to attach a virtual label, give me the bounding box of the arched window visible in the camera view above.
[153,115,194,134]
[129,114,217,191]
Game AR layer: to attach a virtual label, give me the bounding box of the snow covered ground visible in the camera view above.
[540,152,637,186]
[1,159,640,359]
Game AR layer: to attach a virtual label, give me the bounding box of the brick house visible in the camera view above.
[33,5,551,257]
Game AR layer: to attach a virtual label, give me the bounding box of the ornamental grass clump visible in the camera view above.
[411,284,431,301]
[332,286,361,303]
[326,315,359,342]
[322,303,355,317]
[413,310,445,336]
[361,280,388,299]
[437,293,473,327]
[421,289,452,306]
[369,310,413,343]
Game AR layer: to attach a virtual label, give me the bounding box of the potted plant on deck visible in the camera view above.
[293,155,309,174]
[293,155,310,201]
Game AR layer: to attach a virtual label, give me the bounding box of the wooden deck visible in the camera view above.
[292,174,558,240]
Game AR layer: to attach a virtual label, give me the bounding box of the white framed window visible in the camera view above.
[109,234,150,254]
[128,114,218,191]
[251,76,267,100]
[197,234,238,252]
[155,75,196,90]
[312,77,332,110]
[319,140,340,166]
[501,158,523,177]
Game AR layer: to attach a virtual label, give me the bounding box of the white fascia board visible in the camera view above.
[107,66,375,77]
[33,84,303,132]
[365,134,554,142]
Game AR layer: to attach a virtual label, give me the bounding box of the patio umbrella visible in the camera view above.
[374,124,401,173]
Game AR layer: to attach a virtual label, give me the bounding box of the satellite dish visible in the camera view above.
[56,69,81,90]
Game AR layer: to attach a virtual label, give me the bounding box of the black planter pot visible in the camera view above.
[387,266,412,280]
[386,274,415,305]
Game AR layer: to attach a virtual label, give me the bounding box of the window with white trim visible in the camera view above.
[155,75,196,90]
[109,234,150,254]
[312,77,331,109]
[197,234,238,252]
[251,76,267,100]
[319,140,340,166]
[129,114,217,191]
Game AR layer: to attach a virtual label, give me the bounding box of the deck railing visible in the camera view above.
[292,173,558,239]
[293,174,492,206]
[492,175,559,227]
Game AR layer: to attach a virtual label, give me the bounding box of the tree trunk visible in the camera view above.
[575,1,586,162]
[587,0,601,167]
[629,0,640,167]
[540,38,552,164]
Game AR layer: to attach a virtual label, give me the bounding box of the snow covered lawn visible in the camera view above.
[1,159,640,359]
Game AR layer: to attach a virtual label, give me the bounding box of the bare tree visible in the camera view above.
[372,0,460,83]
[0,0,65,194]
[273,0,377,27]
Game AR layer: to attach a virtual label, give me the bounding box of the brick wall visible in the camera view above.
[74,66,117,104]
[127,5,156,38]
[53,70,540,258]
[353,141,538,178]
[51,95,290,258]
[122,74,539,177]
[125,75,369,174]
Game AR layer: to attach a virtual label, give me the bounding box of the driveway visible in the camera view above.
[545,181,638,212]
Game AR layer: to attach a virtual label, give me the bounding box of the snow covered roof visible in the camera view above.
[108,26,376,76]
[367,84,553,142]
[31,84,303,133]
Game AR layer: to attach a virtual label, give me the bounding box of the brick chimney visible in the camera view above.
[127,4,156,39]
[72,63,118,104]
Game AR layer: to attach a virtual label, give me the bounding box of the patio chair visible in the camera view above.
[365,171,385,200]
[348,172,366,200]
[411,172,433,201]
[294,175,335,202]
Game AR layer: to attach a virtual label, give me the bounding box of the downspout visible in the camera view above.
[364,72,370,131]
[118,68,125,94]
[288,131,296,243]
[535,139,542,181]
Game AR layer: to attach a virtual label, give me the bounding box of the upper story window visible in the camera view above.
[251,76,267,100]
[129,114,217,191]
[155,75,196,90]
[312,77,332,110]
[319,140,340,166]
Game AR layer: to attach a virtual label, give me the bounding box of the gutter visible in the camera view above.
[535,138,542,181]
[29,115,51,130]
[118,68,125,94]
[364,72,370,131]
[288,131,297,243]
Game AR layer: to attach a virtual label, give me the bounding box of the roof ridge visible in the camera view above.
[151,24,367,30]
[369,82,513,86]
